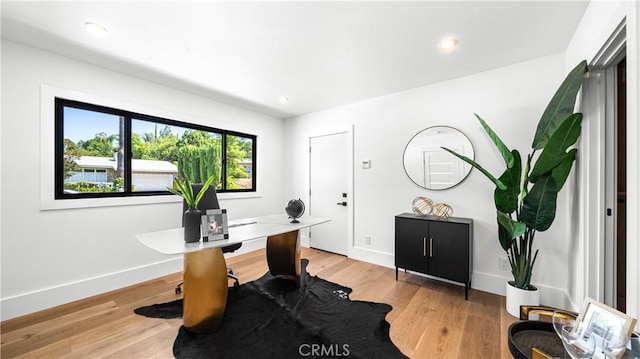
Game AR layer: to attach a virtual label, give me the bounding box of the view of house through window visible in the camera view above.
[61,106,125,194]
[56,99,256,199]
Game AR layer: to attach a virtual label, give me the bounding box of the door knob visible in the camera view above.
[337,201,347,206]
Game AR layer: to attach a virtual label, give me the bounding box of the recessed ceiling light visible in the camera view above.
[85,22,107,37]
[439,37,458,51]
[279,96,289,104]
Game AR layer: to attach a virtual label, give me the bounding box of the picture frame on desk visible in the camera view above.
[576,297,637,359]
[201,209,229,241]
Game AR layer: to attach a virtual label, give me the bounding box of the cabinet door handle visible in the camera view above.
[430,238,433,257]
[423,237,426,257]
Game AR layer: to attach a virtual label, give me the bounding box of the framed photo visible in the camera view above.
[576,297,637,359]
[201,209,229,241]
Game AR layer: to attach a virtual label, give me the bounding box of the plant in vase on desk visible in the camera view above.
[443,60,588,317]
[167,175,216,243]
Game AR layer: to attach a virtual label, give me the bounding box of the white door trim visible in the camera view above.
[581,20,627,307]
[307,127,354,257]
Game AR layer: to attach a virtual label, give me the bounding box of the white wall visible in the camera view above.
[4,2,638,325]
[284,53,573,304]
[0,40,285,320]
[565,1,640,323]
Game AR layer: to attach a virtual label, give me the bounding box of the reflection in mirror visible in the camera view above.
[403,126,474,190]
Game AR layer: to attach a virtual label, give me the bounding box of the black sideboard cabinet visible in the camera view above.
[395,213,473,299]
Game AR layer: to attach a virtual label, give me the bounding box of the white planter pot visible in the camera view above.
[506,281,539,318]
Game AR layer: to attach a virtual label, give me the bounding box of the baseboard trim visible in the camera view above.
[2,239,573,321]
[1,257,182,321]
[349,246,395,268]
[472,270,572,310]
[1,237,269,321]
[344,248,571,309]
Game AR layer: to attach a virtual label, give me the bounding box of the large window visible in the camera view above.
[55,98,256,199]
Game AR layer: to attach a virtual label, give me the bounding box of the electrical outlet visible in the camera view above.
[364,235,371,245]
[499,257,510,271]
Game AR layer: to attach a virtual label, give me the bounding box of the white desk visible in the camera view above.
[137,214,329,255]
[136,214,330,333]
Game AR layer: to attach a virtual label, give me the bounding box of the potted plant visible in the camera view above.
[167,175,216,243]
[443,60,588,316]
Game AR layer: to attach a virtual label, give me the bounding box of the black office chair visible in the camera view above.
[175,183,241,294]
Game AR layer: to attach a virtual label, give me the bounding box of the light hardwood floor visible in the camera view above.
[1,247,518,358]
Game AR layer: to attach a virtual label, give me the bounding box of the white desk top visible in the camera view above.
[136,214,330,255]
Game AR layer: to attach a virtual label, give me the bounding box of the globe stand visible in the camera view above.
[289,217,300,223]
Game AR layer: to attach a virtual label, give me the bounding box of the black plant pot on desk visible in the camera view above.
[183,208,201,243]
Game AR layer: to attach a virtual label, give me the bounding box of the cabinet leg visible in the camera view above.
[395,267,398,281]
[465,282,469,300]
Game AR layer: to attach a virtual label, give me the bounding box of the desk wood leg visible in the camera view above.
[266,230,300,286]
[183,248,228,333]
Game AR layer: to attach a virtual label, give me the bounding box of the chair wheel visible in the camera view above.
[233,281,239,288]
[228,269,234,275]
[175,287,181,294]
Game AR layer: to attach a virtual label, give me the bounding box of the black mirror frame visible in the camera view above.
[402,125,474,190]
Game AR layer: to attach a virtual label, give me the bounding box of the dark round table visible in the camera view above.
[508,320,640,359]
[508,321,565,359]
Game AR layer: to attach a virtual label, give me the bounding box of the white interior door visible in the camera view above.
[309,132,348,255]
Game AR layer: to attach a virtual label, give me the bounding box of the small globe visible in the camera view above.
[285,199,305,223]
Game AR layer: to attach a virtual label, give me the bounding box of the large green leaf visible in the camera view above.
[497,211,526,240]
[475,114,514,168]
[494,150,522,214]
[497,219,516,252]
[521,174,558,231]
[441,147,507,190]
[551,149,577,190]
[532,61,587,150]
[521,153,533,199]
[529,113,582,182]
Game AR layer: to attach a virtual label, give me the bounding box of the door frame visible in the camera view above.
[581,20,627,305]
[603,52,627,309]
[308,127,354,257]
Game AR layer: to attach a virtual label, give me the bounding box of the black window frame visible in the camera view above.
[55,98,257,200]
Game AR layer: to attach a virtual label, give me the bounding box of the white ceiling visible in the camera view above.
[1,1,589,119]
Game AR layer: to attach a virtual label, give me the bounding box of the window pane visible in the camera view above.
[62,107,123,194]
[131,119,222,191]
[226,134,254,190]
[57,98,257,199]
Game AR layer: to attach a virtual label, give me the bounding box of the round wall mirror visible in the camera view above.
[403,126,474,190]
